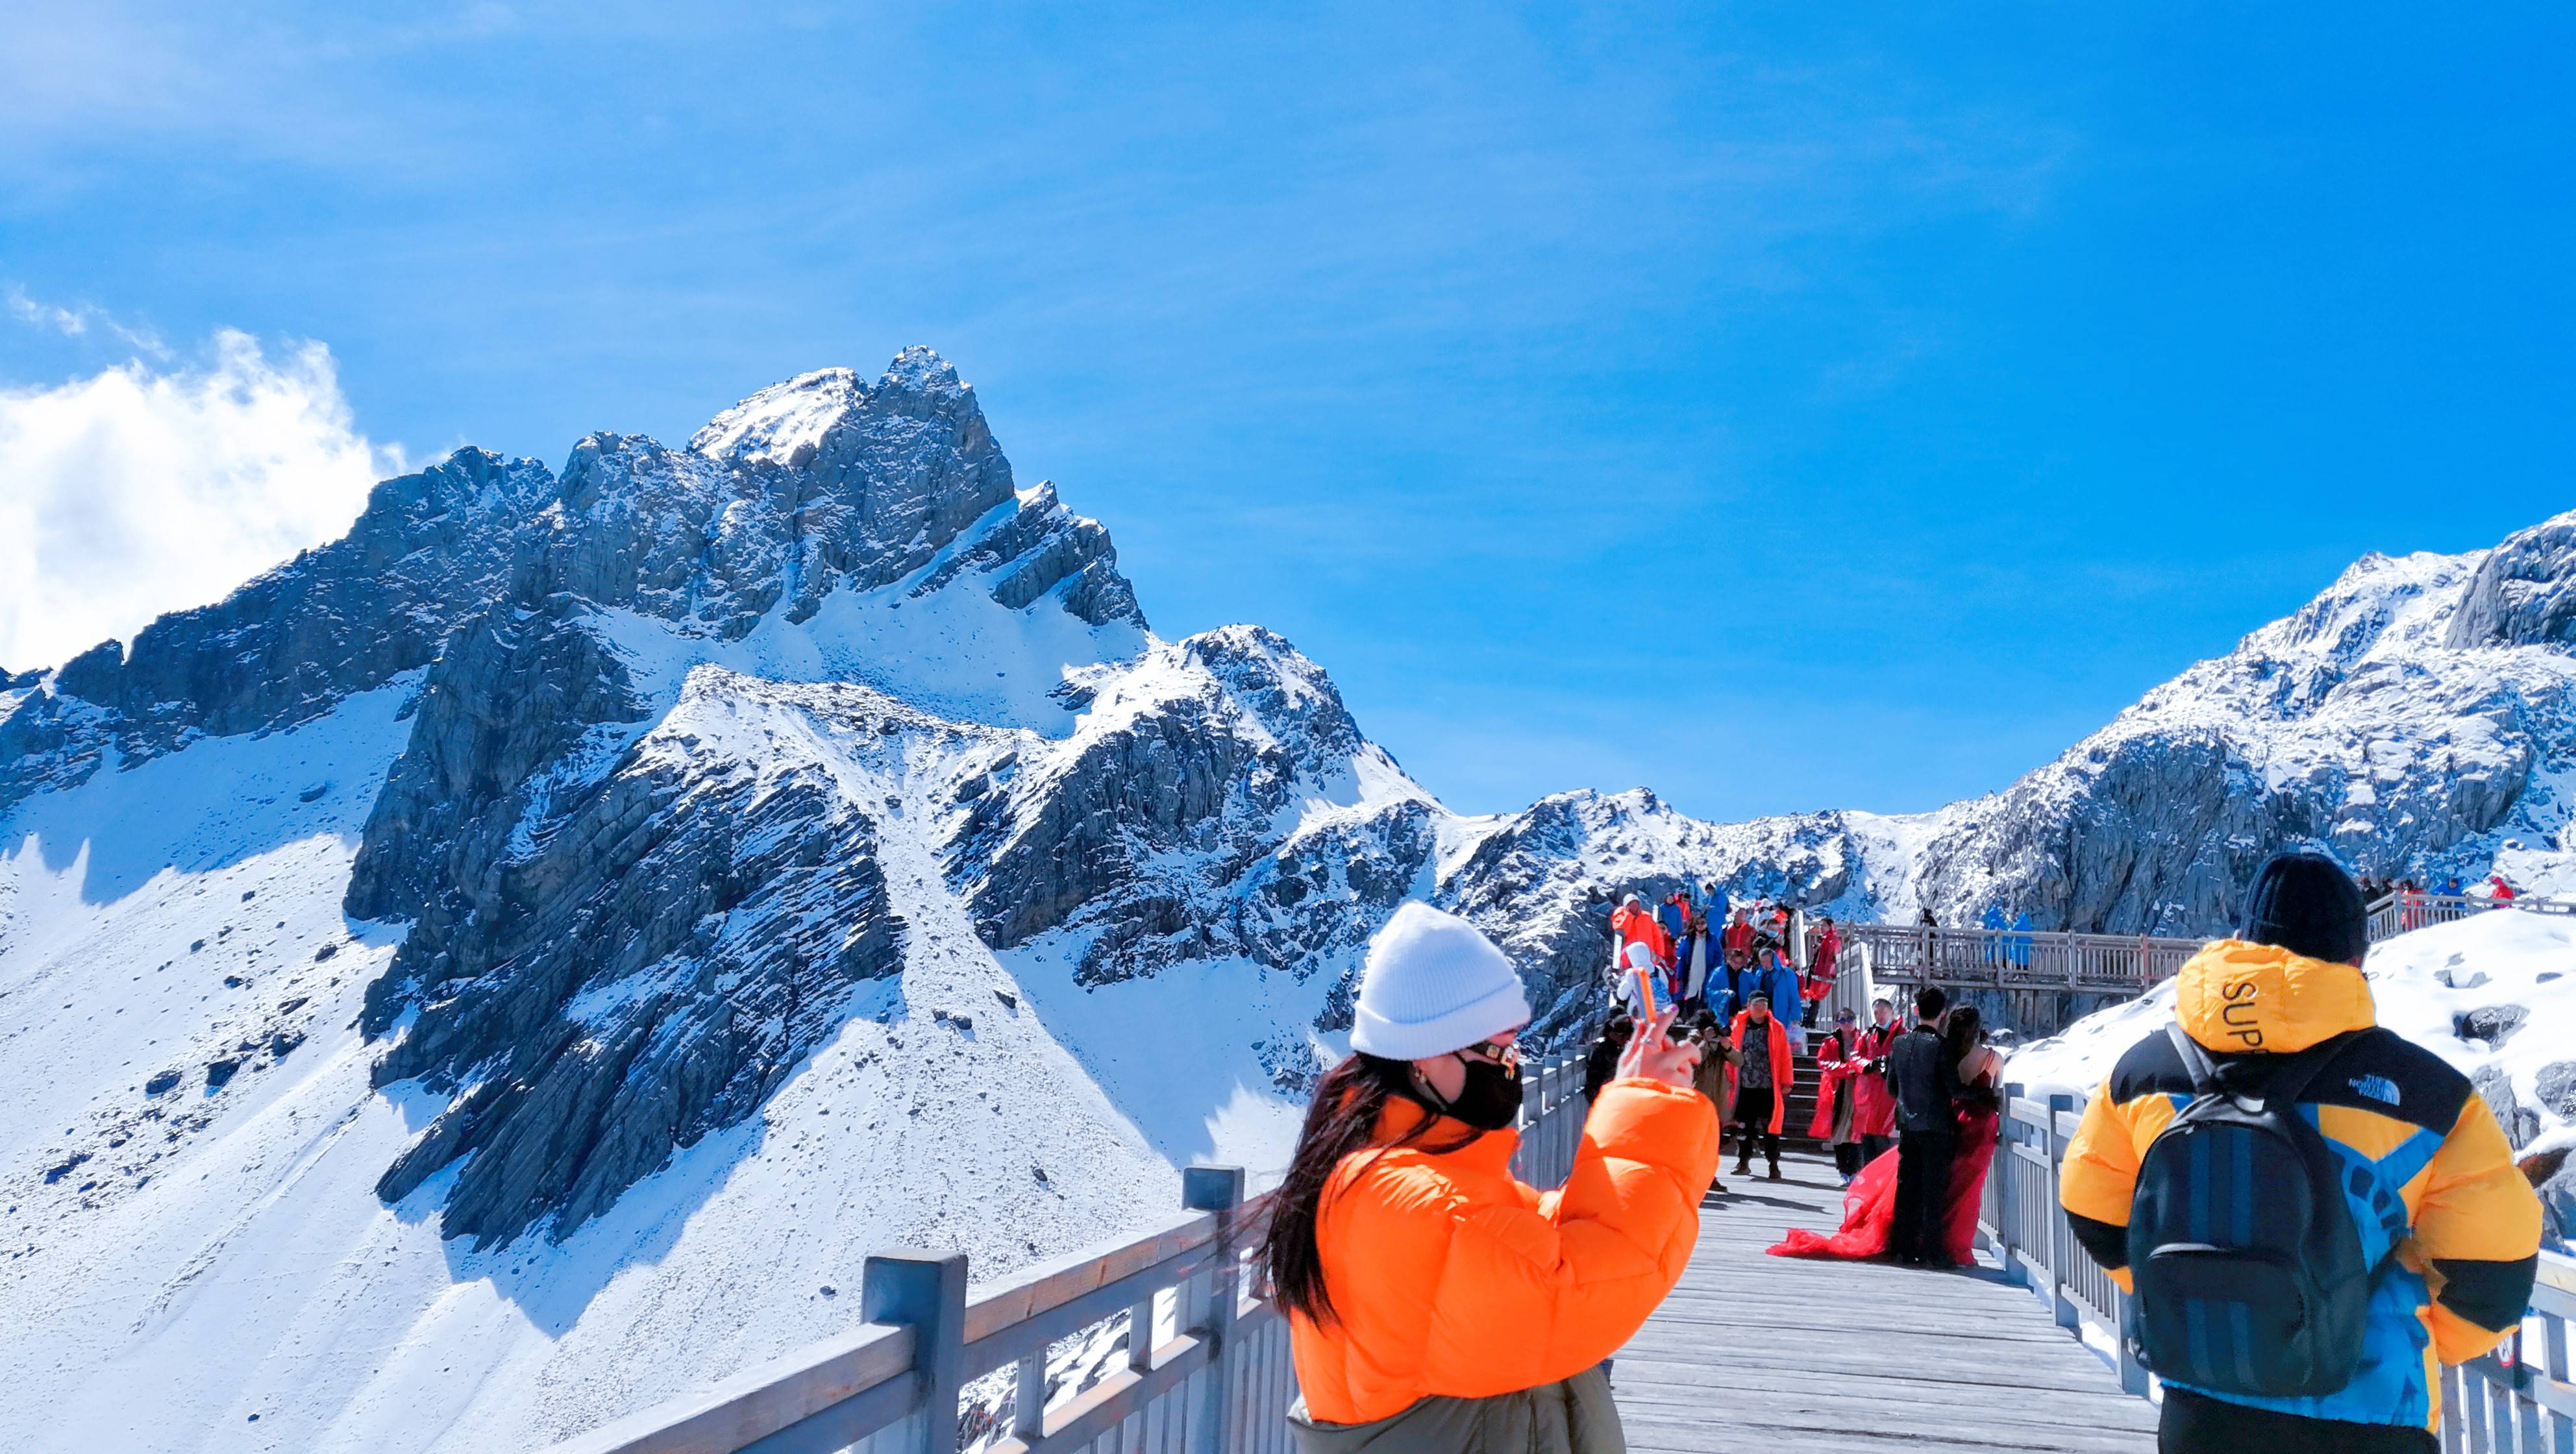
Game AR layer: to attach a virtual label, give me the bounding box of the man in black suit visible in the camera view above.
[1885,985,1961,1266]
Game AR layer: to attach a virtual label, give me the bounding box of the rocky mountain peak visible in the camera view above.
[2447,509,2576,650]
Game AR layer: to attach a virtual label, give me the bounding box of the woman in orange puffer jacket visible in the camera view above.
[1264,903,1721,1452]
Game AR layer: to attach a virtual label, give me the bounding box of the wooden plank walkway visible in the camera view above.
[1611,1151,2159,1453]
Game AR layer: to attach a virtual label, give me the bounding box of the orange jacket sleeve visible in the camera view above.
[1394,1081,1717,1399]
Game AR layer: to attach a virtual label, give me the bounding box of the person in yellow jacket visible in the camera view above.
[1263,901,1719,1453]
[2059,853,2542,1453]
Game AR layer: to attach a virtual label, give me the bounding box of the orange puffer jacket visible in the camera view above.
[1289,1079,1720,1425]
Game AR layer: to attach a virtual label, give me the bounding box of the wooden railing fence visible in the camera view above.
[543,1055,1589,1454]
[1841,923,2202,997]
[1983,1085,2576,1453]
[2366,891,2576,944]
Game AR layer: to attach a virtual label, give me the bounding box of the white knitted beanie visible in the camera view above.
[1350,902,1532,1060]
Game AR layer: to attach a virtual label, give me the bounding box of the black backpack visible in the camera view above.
[2124,1025,2375,1398]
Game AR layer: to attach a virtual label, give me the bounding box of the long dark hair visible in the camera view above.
[1944,1004,1985,1063]
[1258,1053,1476,1327]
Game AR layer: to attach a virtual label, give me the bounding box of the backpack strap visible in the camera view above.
[2165,1022,2220,1094]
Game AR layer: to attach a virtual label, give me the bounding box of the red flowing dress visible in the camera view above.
[1766,1066,2001,1266]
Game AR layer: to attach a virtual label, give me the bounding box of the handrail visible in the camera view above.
[2364,889,2576,944]
[543,1054,1592,1454]
[1985,1083,2576,1448]
[1842,923,2203,996]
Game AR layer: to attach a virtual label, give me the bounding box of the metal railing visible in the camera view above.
[2447,1253,2576,1454]
[2366,891,2576,944]
[1983,1086,2151,1398]
[544,1055,1589,1454]
[1844,923,2202,995]
[1984,1085,2576,1451]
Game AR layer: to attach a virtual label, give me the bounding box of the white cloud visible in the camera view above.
[0,330,403,672]
[5,285,169,356]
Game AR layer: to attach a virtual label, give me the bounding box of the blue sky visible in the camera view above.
[4,4,2571,822]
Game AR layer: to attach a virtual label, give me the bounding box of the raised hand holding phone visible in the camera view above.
[1617,1004,1699,1088]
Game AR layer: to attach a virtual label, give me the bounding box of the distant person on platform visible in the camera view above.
[2058,852,2541,1454]
[1728,992,1793,1183]
[1809,1007,1870,1182]
[1269,902,1716,1452]
[1685,1008,1737,1196]
[1615,941,1671,1020]
[1885,985,1962,1266]
[1759,948,1805,1055]
[1852,998,1902,1164]
[1801,915,1842,1028]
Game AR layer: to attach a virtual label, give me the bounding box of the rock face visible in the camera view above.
[0,449,555,811]
[10,347,2576,1258]
[1909,532,2576,931]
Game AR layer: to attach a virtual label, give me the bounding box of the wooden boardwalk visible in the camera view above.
[1611,1151,2159,1453]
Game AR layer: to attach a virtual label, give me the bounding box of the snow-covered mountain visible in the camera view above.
[3,348,2571,1451]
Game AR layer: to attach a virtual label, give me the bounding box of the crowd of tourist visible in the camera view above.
[1581,883,1844,1038]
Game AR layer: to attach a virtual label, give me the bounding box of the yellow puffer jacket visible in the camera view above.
[2058,939,2542,1433]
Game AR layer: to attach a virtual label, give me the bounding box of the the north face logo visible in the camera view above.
[2349,1074,2401,1107]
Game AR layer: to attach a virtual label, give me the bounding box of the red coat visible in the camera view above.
[1848,1020,1899,1139]
[1811,925,1841,977]
[1720,919,1753,958]
[1726,1010,1795,1133]
[1807,1026,1868,1140]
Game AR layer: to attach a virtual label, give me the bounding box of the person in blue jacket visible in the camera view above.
[1760,948,1803,1052]
[2009,909,2033,968]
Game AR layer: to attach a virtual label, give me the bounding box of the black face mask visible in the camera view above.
[1422,1058,1524,1131]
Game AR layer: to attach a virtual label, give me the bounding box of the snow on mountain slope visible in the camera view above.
[0,676,1177,1453]
[1913,526,2576,931]
[2007,906,2576,1246]
[5,346,2576,1451]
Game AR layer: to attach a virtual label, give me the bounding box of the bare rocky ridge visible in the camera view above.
[0,447,554,812]
[6,347,2576,1252]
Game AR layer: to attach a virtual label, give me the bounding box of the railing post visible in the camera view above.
[1998,1083,2024,1287]
[2112,1284,2149,1396]
[861,1248,968,1454]
[2046,1092,2079,1331]
[1182,1166,1246,1454]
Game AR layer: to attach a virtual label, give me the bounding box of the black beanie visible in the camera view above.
[2238,851,2368,965]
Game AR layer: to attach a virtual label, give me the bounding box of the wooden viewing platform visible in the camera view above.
[543,1042,2575,1454]
[1613,1150,2157,1453]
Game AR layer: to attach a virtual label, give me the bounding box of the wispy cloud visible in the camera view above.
[5,284,169,357]
[0,328,404,671]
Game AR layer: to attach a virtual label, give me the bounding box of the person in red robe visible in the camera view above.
[1807,1007,1870,1181]
[1766,1005,2004,1266]
[1849,998,1901,1164]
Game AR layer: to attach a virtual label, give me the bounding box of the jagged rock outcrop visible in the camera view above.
[0,449,554,810]
[956,626,1431,989]
[2447,515,2576,648]
[366,674,908,1246]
